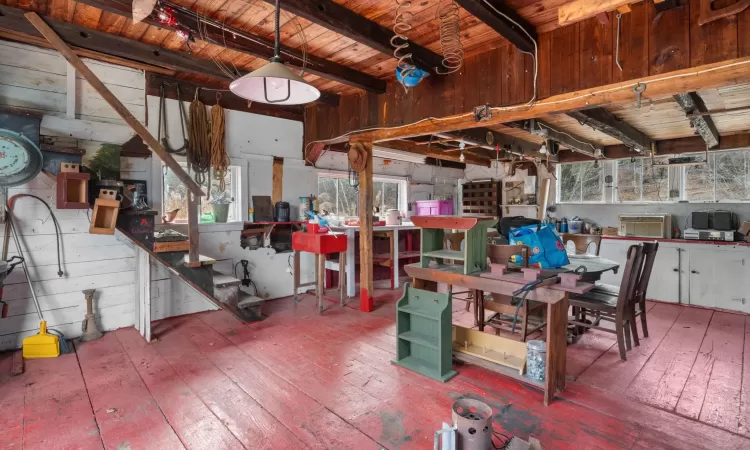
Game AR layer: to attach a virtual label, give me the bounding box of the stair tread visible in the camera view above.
[213,273,242,287]
[238,286,265,306]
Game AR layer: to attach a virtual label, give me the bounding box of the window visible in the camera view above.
[557,162,603,203]
[163,163,242,223]
[317,174,405,216]
[684,150,750,202]
[616,158,669,202]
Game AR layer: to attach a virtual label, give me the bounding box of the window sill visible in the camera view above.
[198,222,245,233]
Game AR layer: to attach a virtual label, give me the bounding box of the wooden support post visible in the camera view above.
[134,246,151,342]
[24,11,204,198]
[272,157,284,205]
[186,191,200,268]
[355,140,374,312]
[65,63,75,119]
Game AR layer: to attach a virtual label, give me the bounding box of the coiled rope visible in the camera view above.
[391,0,417,91]
[436,0,464,75]
[210,100,229,191]
[188,88,211,187]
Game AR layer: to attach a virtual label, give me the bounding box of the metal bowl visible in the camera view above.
[0,128,43,187]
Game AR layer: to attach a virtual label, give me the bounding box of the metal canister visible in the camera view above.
[451,398,493,450]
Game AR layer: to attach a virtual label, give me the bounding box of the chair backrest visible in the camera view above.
[616,244,645,314]
[487,244,530,268]
[635,241,659,303]
[561,233,602,256]
[445,232,465,251]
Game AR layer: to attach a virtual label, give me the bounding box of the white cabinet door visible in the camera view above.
[597,239,630,286]
[688,247,749,312]
[646,245,680,303]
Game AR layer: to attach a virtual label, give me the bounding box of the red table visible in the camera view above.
[292,229,347,313]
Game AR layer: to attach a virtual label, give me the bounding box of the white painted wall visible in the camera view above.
[0,41,215,350]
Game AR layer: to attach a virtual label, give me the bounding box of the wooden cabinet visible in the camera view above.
[688,248,749,312]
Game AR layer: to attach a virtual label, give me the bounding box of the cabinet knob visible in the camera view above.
[691,270,699,274]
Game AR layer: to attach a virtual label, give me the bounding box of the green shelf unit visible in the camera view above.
[393,283,456,382]
[411,215,497,275]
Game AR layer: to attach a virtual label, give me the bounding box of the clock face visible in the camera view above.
[0,135,31,176]
[485,131,495,146]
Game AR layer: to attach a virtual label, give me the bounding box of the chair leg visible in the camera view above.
[464,296,471,312]
[624,318,632,351]
[640,300,649,338]
[629,304,640,347]
[615,319,628,361]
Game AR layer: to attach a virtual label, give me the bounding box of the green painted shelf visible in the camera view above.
[393,283,456,382]
[422,249,465,261]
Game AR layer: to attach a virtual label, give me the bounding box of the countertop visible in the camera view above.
[601,235,750,247]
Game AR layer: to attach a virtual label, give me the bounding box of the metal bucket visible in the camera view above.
[452,398,493,450]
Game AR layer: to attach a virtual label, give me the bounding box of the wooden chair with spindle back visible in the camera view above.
[561,233,602,256]
[444,232,473,316]
[483,244,546,341]
[632,241,659,342]
[569,244,644,360]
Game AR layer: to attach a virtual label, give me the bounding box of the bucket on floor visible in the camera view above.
[452,398,493,450]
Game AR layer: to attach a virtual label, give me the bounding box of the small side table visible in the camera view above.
[292,228,347,313]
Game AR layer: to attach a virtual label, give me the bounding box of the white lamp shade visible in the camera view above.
[229,61,320,105]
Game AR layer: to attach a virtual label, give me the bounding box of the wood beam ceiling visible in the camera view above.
[345,56,750,143]
[558,133,750,163]
[375,140,491,166]
[566,107,653,152]
[76,0,386,94]
[454,0,536,53]
[0,5,338,107]
[266,0,445,73]
[506,120,600,157]
[673,92,720,148]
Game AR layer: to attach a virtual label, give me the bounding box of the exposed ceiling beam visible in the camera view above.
[379,140,491,166]
[0,4,338,106]
[674,92,720,148]
[558,0,640,26]
[265,0,445,74]
[436,127,546,159]
[347,56,750,143]
[506,120,600,157]
[146,73,303,122]
[77,0,385,94]
[454,0,536,53]
[558,133,750,163]
[566,108,653,152]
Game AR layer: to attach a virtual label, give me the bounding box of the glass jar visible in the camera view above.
[526,339,547,382]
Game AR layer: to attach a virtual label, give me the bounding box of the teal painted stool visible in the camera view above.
[393,283,457,382]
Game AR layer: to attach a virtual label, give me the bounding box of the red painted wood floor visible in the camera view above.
[2,285,750,449]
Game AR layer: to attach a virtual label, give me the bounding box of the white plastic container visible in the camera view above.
[568,220,583,234]
[385,209,402,226]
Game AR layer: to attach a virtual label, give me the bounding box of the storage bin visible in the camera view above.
[526,339,546,381]
[415,200,453,216]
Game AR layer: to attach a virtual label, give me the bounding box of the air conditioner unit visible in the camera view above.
[618,214,672,238]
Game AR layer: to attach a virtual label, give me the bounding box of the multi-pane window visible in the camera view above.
[557,162,604,203]
[163,163,241,223]
[684,150,750,202]
[317,175,404,216]
[616,158,669,202]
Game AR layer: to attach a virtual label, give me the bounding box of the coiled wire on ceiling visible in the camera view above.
[436,0,464,75]
[391,0,418,91]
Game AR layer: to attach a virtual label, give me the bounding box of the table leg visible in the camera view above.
[544,294,569,406]
[339,251,346,307]
[317,254,325,313]
[293,250,301,302]
[346,229,356,297]
[477,290,485,332]
[393,228,400,290]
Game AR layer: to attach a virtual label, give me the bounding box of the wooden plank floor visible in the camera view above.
[1,285,750,449]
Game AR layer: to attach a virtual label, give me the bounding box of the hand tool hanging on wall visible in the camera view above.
[188,87,211,188]
[158,82,188,155]
[210,94,229,191]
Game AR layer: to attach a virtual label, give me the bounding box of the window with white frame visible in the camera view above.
[684,150,750,202]
[557,162,604,203]
[317,173,406,216]
[616,157,670,202]
[163,163,242,223]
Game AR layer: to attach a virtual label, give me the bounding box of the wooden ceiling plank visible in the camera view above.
[566,107,653,152]
[77,0,384,93]
[674,91,721,148]
[266,0,445,73]
[558,0,638,26]
[454,0,536,52]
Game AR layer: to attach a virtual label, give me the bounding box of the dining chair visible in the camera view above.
[561,233,602,256]
[483,244,546,341]
[569,244,644,361]
[444,232,473,315]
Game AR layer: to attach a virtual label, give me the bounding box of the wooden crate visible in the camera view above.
[452,325,527,375]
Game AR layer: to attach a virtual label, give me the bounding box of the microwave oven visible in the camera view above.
[618,214,672,238]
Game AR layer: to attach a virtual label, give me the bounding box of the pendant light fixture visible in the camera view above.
[229,0,320,105]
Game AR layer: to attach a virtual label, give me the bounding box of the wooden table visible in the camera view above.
[405,262,569,405]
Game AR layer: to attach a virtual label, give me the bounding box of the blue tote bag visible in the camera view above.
[508,223,569,269]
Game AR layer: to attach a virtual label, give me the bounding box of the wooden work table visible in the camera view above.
[405,262,569,405]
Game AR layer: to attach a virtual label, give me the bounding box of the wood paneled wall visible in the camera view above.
[305,1,750,147]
